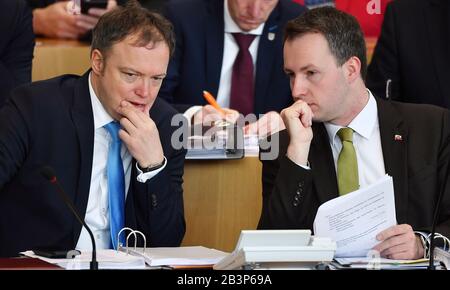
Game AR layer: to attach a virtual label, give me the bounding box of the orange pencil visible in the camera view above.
[203,90,226,116]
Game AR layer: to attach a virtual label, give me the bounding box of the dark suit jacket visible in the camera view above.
[0,72,186,257]
[0,0,34,107]
[258,97,450,240]
[159,0,306,115]
[366,0,450,109]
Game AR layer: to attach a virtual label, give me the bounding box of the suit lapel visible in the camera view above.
[70,71,95,242]
[309,123,339,204]
[254,3,281,115]
[205,0,225,98]
[376,98,409,223]
[424,0,450,108]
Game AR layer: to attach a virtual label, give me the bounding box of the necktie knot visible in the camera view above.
[104,121,121,143]
[232,33,256,50]
[337,127,354,143]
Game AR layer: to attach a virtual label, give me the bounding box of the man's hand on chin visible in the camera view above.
[117,100,164,168]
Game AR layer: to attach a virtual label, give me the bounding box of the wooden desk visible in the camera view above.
[32,38,91,81]
[0,257,61,270]
[181,157,262,253]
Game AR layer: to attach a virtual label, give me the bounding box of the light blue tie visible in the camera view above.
[104,121,125,250]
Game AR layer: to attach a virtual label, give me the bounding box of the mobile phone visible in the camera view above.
[80,0,108,14]
[34,249,81,259]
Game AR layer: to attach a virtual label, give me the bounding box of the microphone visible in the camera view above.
[428,157,450,270]
[40,166,98,270]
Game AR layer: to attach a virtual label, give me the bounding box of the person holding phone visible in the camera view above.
[27,0,117,39]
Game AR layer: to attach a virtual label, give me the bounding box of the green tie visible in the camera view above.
[337,128,359,195]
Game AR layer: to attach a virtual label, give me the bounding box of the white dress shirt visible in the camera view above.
[183,0,265,120]
[324,90,386,189]
[75,73,166,250]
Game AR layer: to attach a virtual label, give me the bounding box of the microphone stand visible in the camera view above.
[41,167,98,270]
[428,156,450,270]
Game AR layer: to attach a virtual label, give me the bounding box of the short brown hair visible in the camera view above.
[91,0,175,57]
[284,7,367,79]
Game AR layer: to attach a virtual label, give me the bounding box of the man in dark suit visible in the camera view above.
[0,1,185,257]
[159,0,306,127]
[258,7,450,260]
[0,0,34,107]
[366,0,450,108]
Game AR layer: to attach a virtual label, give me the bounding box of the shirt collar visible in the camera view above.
[88,72,114,130]
[324,89,378,145]
[224,0,265,35]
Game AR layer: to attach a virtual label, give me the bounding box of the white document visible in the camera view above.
[24,246,227,269]
[23,249,146,269]
[125,246,228,267]
[313,175,397,257]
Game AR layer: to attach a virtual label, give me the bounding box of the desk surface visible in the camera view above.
[0,257,61,270]
[32,38,91,82]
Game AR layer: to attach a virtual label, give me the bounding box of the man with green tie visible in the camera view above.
[258,7,450,260]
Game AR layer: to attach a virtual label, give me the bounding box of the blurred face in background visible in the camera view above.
[228,0,279,31]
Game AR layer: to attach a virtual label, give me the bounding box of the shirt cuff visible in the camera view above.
[286,155,311,170]
[299,163,311,170]
[136,156,167,183]
[414,231,429,258]
[184,106,203,125]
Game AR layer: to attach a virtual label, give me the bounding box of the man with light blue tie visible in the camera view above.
[0,0,185,257]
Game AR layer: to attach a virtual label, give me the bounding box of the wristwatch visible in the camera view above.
[138,157,166,173]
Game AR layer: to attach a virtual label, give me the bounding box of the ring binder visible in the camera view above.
[115,227,227,267]
[117,227,147,255]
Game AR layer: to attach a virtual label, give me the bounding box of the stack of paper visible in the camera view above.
[25,246,228,269]
[186,125,244,160]
[23,250,146,269]
[125,246,228,267]
[332,257,440,270]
